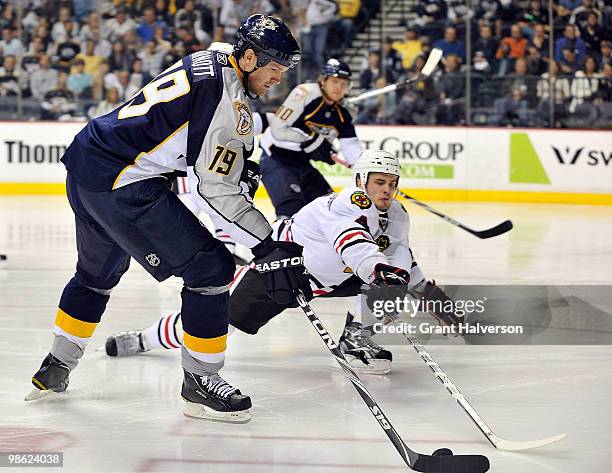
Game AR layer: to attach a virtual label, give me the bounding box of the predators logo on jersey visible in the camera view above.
[350,191,372,210]
[305,121,339,140]
[234,101,252,135]
[376,235,390,251]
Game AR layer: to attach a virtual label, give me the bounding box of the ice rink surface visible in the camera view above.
[1,195,611,473]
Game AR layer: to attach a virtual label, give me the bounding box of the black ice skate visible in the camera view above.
[339,312,392,375]
[181,370,252,423]
[25,354,70,401]
[105,331,149,357]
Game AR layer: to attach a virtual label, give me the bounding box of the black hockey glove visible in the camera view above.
[364,263,411,321]
[300,135,335,164]
[410,280,463,330]
[252,237,313,306]
[240,159,260,199]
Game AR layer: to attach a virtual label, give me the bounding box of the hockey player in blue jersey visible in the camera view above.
[259,58,362,218]
[25,14,311,423]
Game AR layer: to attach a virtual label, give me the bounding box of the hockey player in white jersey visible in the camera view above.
[106,150,462,374]
[26,15,311,423]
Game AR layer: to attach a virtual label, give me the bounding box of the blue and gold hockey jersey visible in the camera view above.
[62,50,271,247]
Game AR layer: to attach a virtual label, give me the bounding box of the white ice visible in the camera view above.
[1,196,611,472]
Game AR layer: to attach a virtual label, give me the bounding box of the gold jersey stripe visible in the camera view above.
[183,332,227,354]
[54,308,97,338]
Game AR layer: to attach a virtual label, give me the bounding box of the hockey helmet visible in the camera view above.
[234,14,301,69]
[353,150,401,189]
[321,58,352,79]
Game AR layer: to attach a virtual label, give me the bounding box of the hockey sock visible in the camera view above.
[143,312,183,350]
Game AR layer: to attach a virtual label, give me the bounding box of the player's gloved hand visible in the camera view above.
[300,135,335,164]
[409,280,463,331]
[372,263,411,286]
[240,159,260,199]
[252,237,313,306]
[365,263,411,322]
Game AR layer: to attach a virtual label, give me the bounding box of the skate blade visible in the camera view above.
[24,388,61,402]
[336,356,392,375]
[182,399,252,423]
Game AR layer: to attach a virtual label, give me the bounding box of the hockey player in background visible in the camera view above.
[259,57,362,219]
[25,14,312,424]
[106,150,462,375]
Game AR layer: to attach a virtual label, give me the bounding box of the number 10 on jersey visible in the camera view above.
[208,146,237,176]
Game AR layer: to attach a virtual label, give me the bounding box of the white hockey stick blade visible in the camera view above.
[347,83,398,104]
[421,47,443,76]
[492,433,567,451]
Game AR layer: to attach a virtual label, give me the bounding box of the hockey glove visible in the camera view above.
[240,159,260,199]
[252,237,312,306]
[365,263,411,322]
[410,280,463,329]
[300,135,335,164]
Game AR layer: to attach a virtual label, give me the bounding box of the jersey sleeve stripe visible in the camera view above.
[335,230,369,253]
[333,227,371,246]
[339,238,378,256]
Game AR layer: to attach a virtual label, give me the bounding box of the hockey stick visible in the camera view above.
[397,190,513,239]
[347,48,443,104]
[296,292,490,473]
[399,329,567,451]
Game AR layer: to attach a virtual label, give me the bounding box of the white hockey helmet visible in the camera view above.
[353,149,402,189]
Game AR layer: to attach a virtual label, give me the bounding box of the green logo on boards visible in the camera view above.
[311,161,453,180]
[510,133,551,184]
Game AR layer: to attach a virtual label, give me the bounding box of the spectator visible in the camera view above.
[445,0,474,39]
[493,85,531,126]
[560,0,582,10]
[0,55,20,96]
[303,0,338,72]
[474,24,498,63]
[0,27,24,58]
[569,55,601,114]
[108,40,134,72]
[138,40,164,78]
[90,28,112,58]
[393,27,423,70]
[476,1,499,27]
[553,4,573,35]
[536,61,571,125]
[154,0,173,29]
[529,24,549,59]
[381,37,403,83]
[106,69,139,101]
[503,57,536,104]
[472,50,493,76]
[54,26,81,72]
[91,85,120,117]
[570,0,603,31]
[435,53,465,125]
[355,77,396,124]
[560,47,581,75]
[67,58,93,98]
[154,26,172,53]
[580,12,606,52]
[495,0,522,38]
[599,40,612,67]
[554,25,587,63]
[519,0,548,38]
[526,46,547,75]
[175,26,203,55]
[360,49,381,90]
[337,0,361,49]
[218,0,254,43]
[40,71,77,120]
[106,7,137,42]
[50,6,79,44]
[414,0,447,40]
[395,54,437,124]
[433,27,466,63]
[79,11,104,43]
[30,53,58,100]
[129,58,151,90]
[594,63,611,103]
[496,24,528,61]
[21,36,47,92]
[137,7,165,45]
[175,0,202,33]
[0,3,16,31]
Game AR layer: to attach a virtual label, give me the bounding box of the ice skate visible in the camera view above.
[339,312,392,375]
[105,331,149,357]
[181,370,252,423]
[25,354,70,401]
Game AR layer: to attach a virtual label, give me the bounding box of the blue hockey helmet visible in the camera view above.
[320,58,352,79]
[234,14,301,69]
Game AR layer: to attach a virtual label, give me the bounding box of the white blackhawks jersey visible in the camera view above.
[274,186,425,294]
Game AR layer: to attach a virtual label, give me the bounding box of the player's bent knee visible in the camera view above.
[182,239,235,291]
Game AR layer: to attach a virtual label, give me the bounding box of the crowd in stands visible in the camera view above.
[354,0,611,127]
[0,0,610,128]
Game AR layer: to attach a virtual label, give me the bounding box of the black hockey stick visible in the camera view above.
[397,190,513,239]
[296,292,490,473]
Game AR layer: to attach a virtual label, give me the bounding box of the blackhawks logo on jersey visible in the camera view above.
[234,101,252,135]
[350,191,372,209]
[376,235,390,251]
